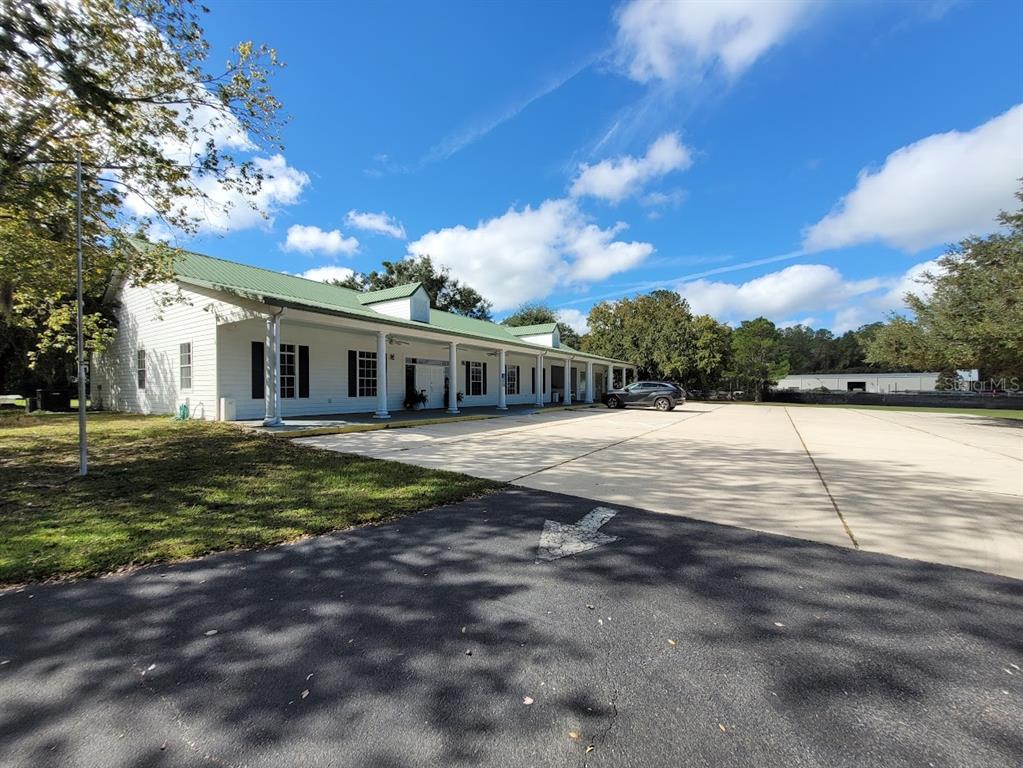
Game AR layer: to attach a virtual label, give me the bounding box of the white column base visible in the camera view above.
[262,416,283,427]
[373,412,391,419]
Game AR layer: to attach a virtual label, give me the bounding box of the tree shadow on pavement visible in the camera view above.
[1,477,1021,767]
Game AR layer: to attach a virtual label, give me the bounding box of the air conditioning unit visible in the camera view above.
[219,397,236,421]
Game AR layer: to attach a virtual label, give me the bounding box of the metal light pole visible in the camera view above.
[75,154,88,476]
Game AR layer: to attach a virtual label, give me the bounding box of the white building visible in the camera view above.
[93,244,635,423]
[775,372,942,393]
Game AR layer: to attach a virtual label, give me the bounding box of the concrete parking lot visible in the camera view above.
[298,403,1023,579]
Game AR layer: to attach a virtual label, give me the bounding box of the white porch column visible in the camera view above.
[373,331,390,419]
[497,349,507,410]
[447,341,460,413]
[262,313,282,426]
[534,354,544,407]
[585,361,594,404]
[564,359,573,405]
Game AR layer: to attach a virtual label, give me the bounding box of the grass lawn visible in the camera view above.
[0,413,501,585]
[749,401,1023,420]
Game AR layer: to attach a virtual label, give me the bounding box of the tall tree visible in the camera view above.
[778,325,817,373]
[691,314,731,391]
[584,290,694,380]
[729,317,788,401]
[867,188,1023,379]
[1,0,286,387]
[331,255,492,320]
[501,302,579,348]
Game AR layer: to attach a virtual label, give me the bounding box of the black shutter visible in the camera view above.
[482,362,488,395]
[251,341,264,399]
[464,360,470,395]
[531,367,535,394]
[299,345,310,398]
[515,365,520,395]
[348,350,357,397]
[543,367,547,393]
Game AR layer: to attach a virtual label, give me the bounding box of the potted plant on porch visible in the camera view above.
[404,389,429,410]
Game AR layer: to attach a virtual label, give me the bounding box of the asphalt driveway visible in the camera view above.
[298,403,1023,579]
[2,487,1021,768]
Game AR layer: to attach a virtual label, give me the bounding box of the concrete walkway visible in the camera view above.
[235,403,594,437]
[297,403,1023,579]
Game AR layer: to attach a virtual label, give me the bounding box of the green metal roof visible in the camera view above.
[356,282,424,304]
[506,323,558,336]
[129,241,632,365]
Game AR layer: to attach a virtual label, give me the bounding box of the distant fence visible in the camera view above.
[767,391,1023,410]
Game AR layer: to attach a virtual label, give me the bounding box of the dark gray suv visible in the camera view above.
[603,381,684,411]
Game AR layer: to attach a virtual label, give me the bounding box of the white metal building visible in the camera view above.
[774,372,942,393]
[93,243,636,422]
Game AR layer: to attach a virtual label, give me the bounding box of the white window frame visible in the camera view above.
[136,348,146,389]
[280,343,297,399]
[357,350,377,397]
[505,365,518,395]
[179,342,193,390]
[469,361,484,396]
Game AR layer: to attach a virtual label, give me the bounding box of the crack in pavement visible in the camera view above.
[132,659,247,768]
[784,408,859,549]
[851,408,1022,462]
[581,616,621,768]
[513,406,725,483]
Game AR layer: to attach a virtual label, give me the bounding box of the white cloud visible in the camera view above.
[641,189,687,208]
[123,153,310,236]
[615,0,814,82]
[804,104,1023,252]
[570,133,692,203]
[283,224,360,256]
[556,308,591,335]
[297,265,357,283]
[678,260,942,332]
[407,199,653,311]
[344,210,406,239]
[680,264,880,320]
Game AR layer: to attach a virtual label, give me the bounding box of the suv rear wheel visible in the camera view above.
[654,397,671,411]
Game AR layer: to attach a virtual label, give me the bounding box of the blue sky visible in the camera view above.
[180,0,1023,334]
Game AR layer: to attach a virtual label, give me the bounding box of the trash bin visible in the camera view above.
[36,389,73,411]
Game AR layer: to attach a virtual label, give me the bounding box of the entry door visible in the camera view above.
[416,364,447,409]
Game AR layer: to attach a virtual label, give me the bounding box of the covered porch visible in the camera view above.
[213,301,636,426]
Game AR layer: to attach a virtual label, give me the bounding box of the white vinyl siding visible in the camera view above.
[92,281,222,419]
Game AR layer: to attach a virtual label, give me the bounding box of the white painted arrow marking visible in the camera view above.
[536,507,620,562]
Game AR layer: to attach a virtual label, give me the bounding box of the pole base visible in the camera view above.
[373,412,391,419]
